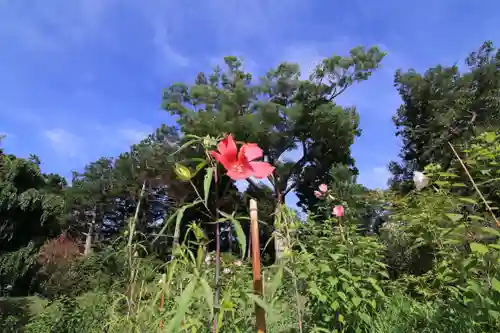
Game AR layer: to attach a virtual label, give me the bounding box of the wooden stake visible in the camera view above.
[250,199,266,333]
[159,292,164,329]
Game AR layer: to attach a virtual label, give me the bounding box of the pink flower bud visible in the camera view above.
[319,184,328,193]
[314,190,322,198]
[333,205,344,217]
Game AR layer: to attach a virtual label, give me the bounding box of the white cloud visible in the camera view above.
[43,128,85,158]
[358,166,391,189]
[40,119,154,162]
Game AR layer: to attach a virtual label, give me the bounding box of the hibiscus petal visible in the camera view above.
[210,151,233,170]
[226,168,254,180]
[333,205,344,217]
[248,161,275,179]
[241,143,263,161]
[217,134,237,160]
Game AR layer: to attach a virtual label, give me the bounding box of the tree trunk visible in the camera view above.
[274,192,288,262]
[83,211,95,256]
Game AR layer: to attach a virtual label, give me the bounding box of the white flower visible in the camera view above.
[204,254,212,264]
[234,260,243,267]
[223,268,231,274]
[158,273,166,285]
[413,171,429,190]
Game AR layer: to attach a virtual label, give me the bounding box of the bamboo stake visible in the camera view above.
[250,199,266,333]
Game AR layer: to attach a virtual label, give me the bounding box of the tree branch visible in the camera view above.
[246,177,260,190]
[279,141,308,195]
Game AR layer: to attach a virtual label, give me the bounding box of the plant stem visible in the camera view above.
[448,142,500,227]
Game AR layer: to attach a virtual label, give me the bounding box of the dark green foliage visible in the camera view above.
[163,47,385,211]
[0,153,65,251]
[390,41,500,193]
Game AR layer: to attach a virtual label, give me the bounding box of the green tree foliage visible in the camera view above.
[390,41,500,193]
[162,47,385,212]
[0,152,65,251]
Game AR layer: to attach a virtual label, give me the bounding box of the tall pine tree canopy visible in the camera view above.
[162,47,385,210]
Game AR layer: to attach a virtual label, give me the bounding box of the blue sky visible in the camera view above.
[1,0,499,209]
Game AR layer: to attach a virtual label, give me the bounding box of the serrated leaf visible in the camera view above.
[446,213,463,222]
[203,167,213,205]
[166,278,197,333]
[470,242,489,254]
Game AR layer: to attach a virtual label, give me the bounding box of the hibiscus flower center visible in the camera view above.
[232,163,244,173]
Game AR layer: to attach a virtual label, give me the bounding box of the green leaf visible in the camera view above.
[152,201,200,244]
[192,160,208,178]
[267,266,283,297]
[203,167,213,205]
[166,278,197,333]
[488,310,500,319]
[491,278,500,293]
[218,211,247,260]
[337,291,347,301]
[352,297,361,307]
[248,294,272,314]
[484,132,496,143]
[446,213,463,222]
[470,242,489,254]
[458,197,477,205]
[170,138,199,157]
[439,172,458,178]
[338,268,352,278]
[479,227,500,236]
[199,277,214,317]
[358,312,371,324]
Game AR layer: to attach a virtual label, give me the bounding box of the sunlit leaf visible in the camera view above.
[491,277,500,293]
[470,242,489,254]
[457,197,477,205]
[204,167,213,205]
[446,213,463,222]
